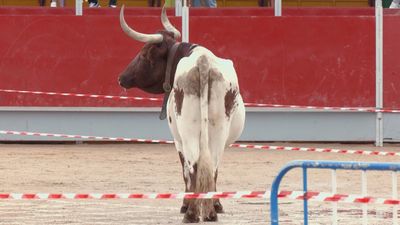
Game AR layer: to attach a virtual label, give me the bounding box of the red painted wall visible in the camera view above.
[0,8,398,108]
[383,15,400,108]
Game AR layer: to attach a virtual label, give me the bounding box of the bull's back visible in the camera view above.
[171,47,245,149]
[175,47,241,120]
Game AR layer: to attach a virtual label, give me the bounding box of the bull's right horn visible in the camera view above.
[161,5,181,39]
[119,5,163,43]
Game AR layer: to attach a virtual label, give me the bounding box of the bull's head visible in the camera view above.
[118,6,181,94]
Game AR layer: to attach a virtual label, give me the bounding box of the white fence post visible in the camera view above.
[274,0,282,16]
[331,170,338,225]
[175,0,182,16]
[362,171,368,225]
[375,0,383,146]
[75,0,83,16]
[393,172,398,225]
[181,0,189,42]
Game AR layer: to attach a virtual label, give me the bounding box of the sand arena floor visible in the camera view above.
[0,142,399,225]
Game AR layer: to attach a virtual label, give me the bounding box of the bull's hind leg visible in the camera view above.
[213,169,224,213]
[178,151,190,214]
[202,198,218,222]
[182,162,200,223]
[196,156,217,222]
[180,141,201,223]
[183,200,200,223]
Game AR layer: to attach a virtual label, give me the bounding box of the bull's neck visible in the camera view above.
[163,42,198,92]
[159,42,197,120]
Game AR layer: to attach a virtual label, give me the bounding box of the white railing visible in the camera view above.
[75,0,83,16]
[274,0,282,16]
[375,0,383,146]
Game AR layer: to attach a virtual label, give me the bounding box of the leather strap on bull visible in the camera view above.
[159,42,198,120]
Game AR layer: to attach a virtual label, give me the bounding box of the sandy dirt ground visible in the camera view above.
[0,142,400,225]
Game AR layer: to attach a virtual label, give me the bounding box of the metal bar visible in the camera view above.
[274,0,282,16]
[286,161,400,172]
[182,3,189,42]
[175,0,182,16]
[362,170,368,225]
[75,0,82,16]
[375,0,383,146]
[269,161,400,224]
[393,172,398,225]
[332,170,338,225]
[376,112,383,146]
[303,167,309,225]
[270,165,289,225]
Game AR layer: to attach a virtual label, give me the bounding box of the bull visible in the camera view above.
[118,6,245,223]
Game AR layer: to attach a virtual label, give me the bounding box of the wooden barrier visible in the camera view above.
[0,7,398,108]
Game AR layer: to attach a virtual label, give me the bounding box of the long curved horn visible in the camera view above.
[120,5,163,43]
[161,5,181,39]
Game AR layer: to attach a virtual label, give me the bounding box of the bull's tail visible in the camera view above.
[195,55,216,218]
[196,55,213,193]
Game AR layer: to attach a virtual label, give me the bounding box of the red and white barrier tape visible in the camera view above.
[0,191,266,200]
[0,89,162,102]
[1,88,399,113]
[279,191,400,205]
[0,130,174,144]
[1,130,400,157]
[1,190,399,205]
[230,143,400,157]
[243,103,400,113]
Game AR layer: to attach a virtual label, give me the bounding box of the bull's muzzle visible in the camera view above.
[118,76,133,89]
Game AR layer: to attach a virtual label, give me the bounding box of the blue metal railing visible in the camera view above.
[270,160,400,225]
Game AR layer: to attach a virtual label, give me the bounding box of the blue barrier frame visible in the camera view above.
[270,160,400,225]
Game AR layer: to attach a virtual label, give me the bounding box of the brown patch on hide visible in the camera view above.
[178,152,185,171]
[197,55,209,98]
[174,88,184,115]
[214,169,218,184]
[208,69,224,88]
[189,163,198,191]
[208,68,224,102]
[176,67,201,97]
[224,89,238,118]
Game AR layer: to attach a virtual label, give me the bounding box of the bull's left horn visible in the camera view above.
[161,5,181,39]
[120,5,163,43]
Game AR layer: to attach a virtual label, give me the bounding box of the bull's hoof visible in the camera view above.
[203,211,218,222]
[180,205,188,214]
[182,210,200,223]
[214,201,224,213]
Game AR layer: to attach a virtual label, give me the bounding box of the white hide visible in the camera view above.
[166,47,245,189]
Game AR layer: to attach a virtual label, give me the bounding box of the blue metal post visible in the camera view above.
[303,167,308,225]
[270,160,400,224]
